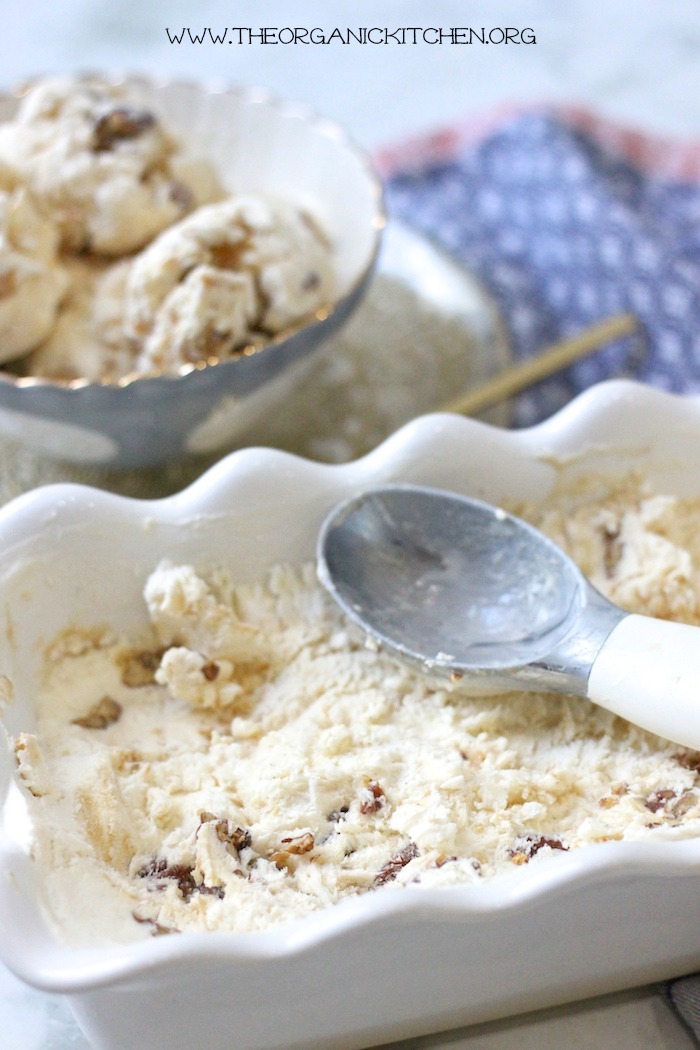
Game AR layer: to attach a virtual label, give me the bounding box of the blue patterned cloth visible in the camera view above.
[385,112,700,426]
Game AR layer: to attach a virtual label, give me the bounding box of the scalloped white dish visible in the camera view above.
[2,379,700,1050]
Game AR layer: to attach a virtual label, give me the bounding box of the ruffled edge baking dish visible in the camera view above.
[1,378,700,1050]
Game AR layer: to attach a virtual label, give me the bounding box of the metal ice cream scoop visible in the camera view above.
[317,484,700,749]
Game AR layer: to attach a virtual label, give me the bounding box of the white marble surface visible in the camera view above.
[2,1,700,1046]
[4,0,700,150]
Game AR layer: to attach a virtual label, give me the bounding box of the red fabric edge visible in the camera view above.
[374,102,700,182]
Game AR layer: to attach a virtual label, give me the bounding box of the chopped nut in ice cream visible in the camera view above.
[508,834,569,866]
[71,696,122,729]
[359,778,385,814]
[374,842,420,885]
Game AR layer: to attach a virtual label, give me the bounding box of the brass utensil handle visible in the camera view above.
[443,312,640,417]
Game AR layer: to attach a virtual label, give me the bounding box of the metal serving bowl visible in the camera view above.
[0,76,384,468]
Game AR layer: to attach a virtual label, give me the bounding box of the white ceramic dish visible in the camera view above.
[2,379,700,1050]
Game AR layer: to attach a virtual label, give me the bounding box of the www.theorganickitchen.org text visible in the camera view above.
[165,26,537,46]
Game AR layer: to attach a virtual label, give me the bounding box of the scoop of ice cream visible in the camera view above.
[0,76,223,255]
[124,194,334,373]
[144,560,268,665]
[25,259,135,381]
[0,182,69,362]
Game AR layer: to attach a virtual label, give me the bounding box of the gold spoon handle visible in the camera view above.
[442,312,640,417]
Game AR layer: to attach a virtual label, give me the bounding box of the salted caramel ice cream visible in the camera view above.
[13,476,700,947]
[0,75,335,378]
[25,258,132,381]
[24,192,334,381]
[0,76,222,256]
[0,173,68,361]
[125,195,334,373]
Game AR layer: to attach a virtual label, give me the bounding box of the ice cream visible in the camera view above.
[0,173,69,361]
[13,476,700,947]
[24,191,334,381]
[124,195,334,373]
[0,75,335,379]
[0,76,222,256]
[25,259,133,381]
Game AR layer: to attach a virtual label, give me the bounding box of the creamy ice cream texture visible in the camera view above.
[0,76,220,256]
[125,195,334,374]
[11,477,700,946]
[0,76,335,378]
[0,170,69,362]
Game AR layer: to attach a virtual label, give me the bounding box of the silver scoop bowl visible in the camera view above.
[317,484,700,750]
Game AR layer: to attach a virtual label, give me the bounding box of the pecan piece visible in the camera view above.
[270,831,315,867]
[596,783,626,808]
[375,842,419,886]
[138,858,198,900]
[93,107,157,151]
[138,858,227,901]
[198,883,226,899]
[209,241,247,270]
[671,791,697,818]
[359,778,385,815]
[435,854,458,868]
[675,751,700,774]
[201,661,220,682]
[72,695,122,729]
[508,834,568,864]
[281,831,315,854]
[435,855,482,875]
[644,789,676,813]
[199,812,251,852]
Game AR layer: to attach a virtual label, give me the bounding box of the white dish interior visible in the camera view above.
[1,379,700,1050]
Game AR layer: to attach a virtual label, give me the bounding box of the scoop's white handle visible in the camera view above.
[588,613,700,748]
